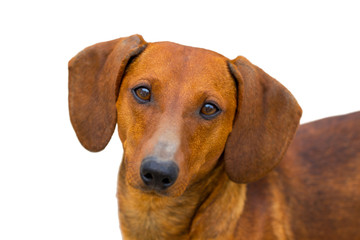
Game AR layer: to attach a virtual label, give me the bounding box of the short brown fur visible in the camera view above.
[69,35,360,239]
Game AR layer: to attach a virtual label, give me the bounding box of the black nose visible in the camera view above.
[140,157,179,191]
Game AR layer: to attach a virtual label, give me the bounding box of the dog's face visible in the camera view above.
[116,42,237,196]
[69,35,301,198]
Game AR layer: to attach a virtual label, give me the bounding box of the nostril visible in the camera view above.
[144,173,153,180]
[162,178,171,185]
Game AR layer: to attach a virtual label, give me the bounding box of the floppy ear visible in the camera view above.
[224,56,302,183]
[68,35,147,152]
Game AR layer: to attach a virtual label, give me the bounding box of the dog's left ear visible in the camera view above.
[225,56,302,183]
[69,35,147,152]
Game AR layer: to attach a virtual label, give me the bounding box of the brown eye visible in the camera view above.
[200,103,221,119]
[133,86,151,103]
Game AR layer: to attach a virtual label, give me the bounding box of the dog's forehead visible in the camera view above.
[127,41,234,91]
[144,41,227,63]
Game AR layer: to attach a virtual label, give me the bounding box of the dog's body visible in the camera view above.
[276,112,360,239]
[69,35,360,239]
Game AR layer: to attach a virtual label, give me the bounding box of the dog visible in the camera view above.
[68,35,360,239]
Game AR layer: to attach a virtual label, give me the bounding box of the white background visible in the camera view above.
[0,0,359,239]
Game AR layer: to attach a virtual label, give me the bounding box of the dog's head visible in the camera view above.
[69,35,302,197]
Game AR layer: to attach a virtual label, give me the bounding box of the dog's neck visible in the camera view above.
[117,160,246,240]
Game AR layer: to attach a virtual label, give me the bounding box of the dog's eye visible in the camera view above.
[200,103,221,119]
[132,86,151,103]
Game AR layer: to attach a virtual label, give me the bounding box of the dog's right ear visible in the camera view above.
[224,56,302,183]
[68,35,147,152]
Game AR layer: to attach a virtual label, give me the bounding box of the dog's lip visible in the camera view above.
[138,185,170,197]
[126,177,169,196]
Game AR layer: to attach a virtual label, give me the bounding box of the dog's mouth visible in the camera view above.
[126,175,187,198]
[138,186,172,197]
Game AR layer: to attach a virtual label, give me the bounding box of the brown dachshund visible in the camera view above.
[68,35,360,239]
